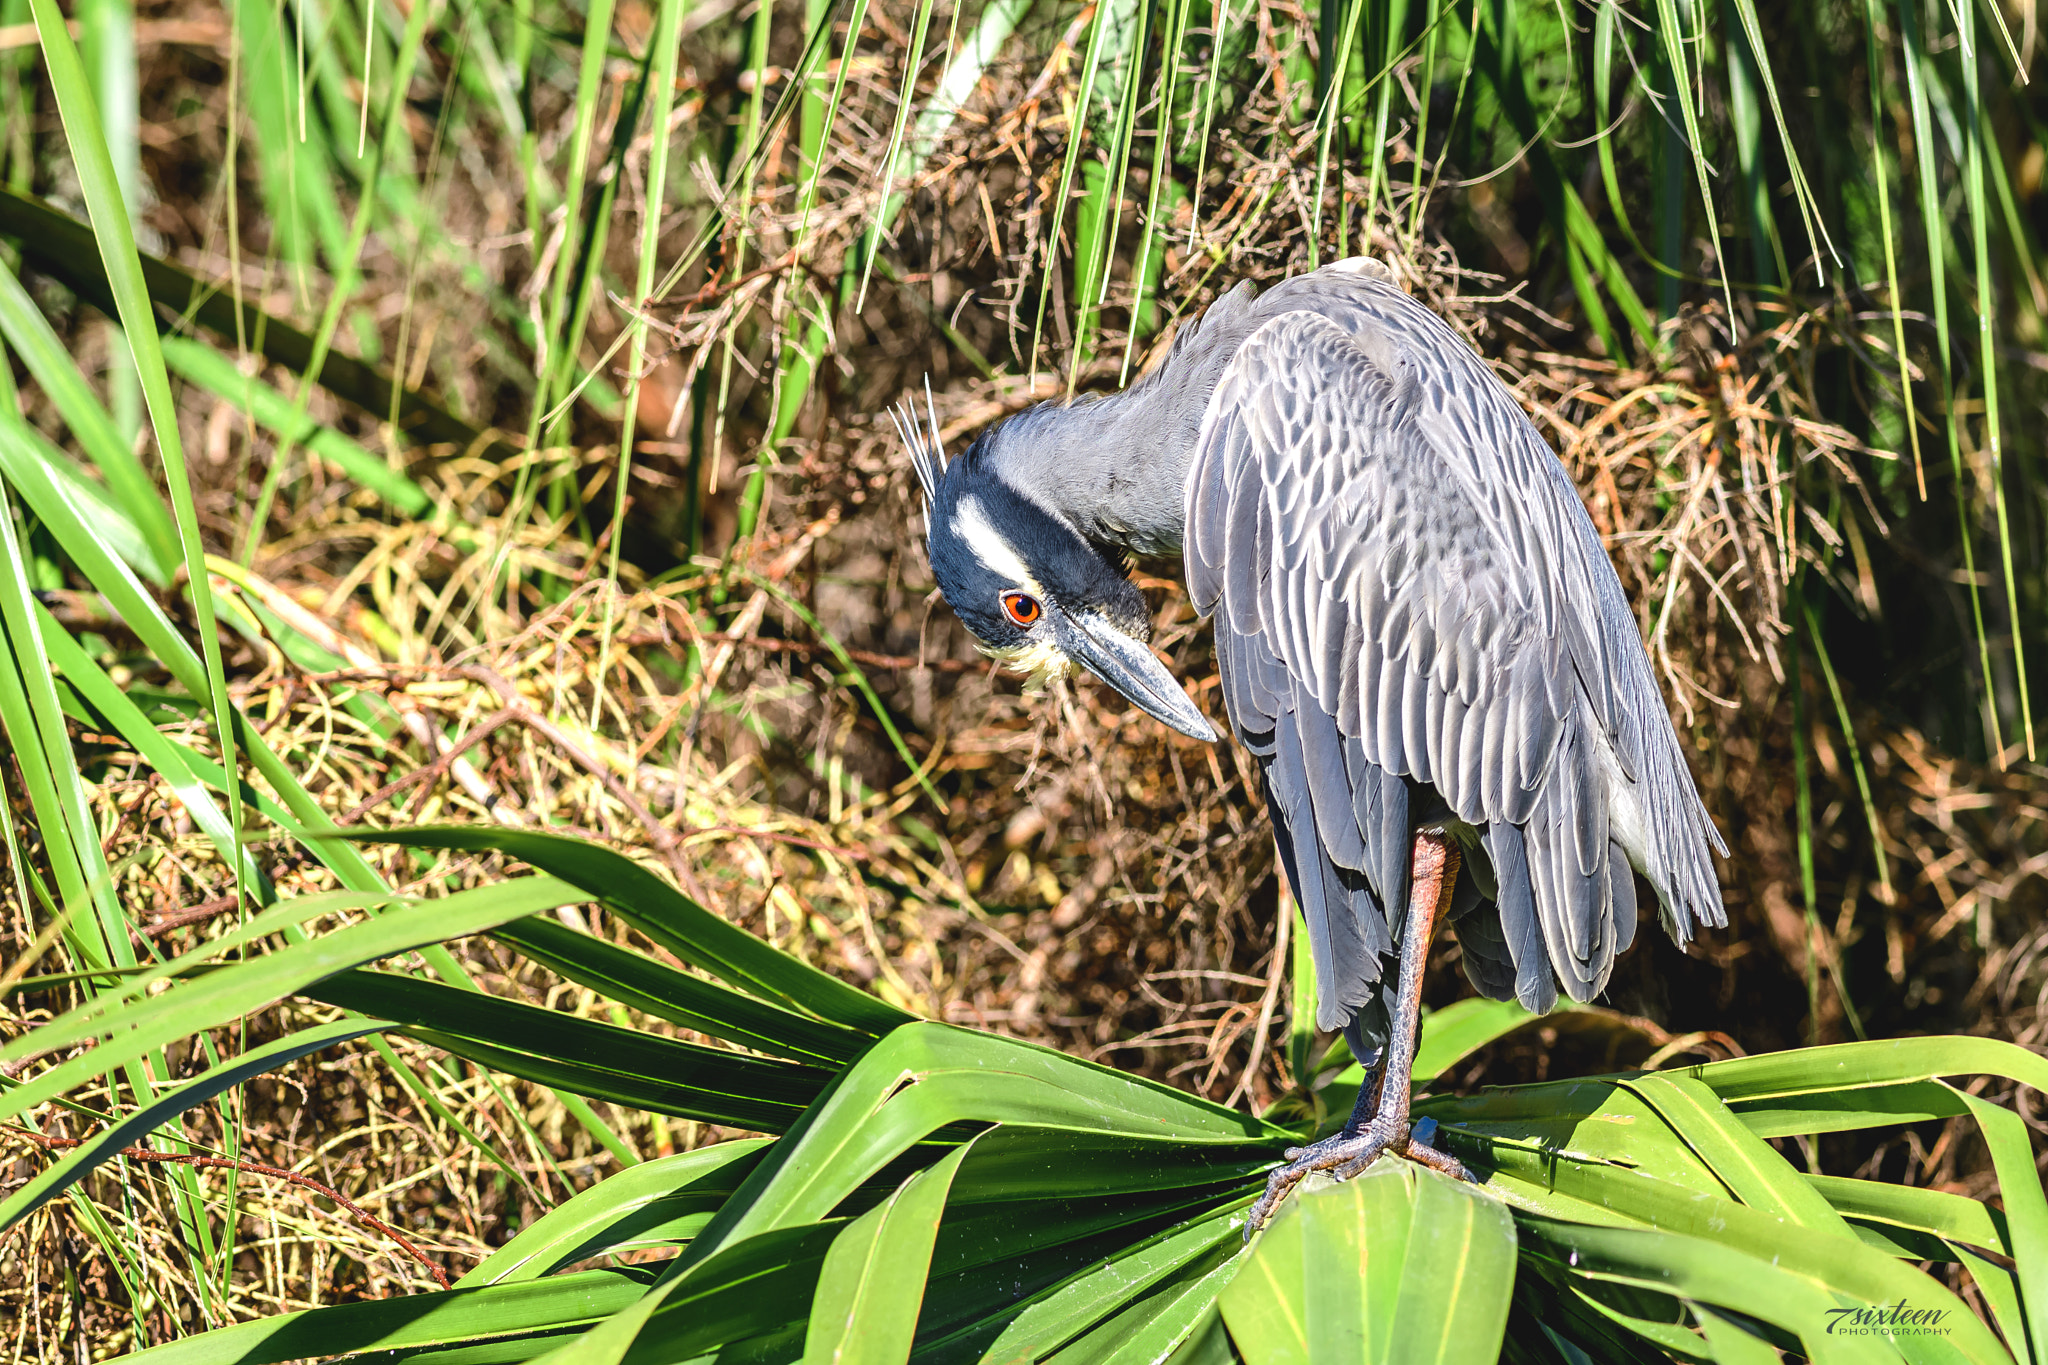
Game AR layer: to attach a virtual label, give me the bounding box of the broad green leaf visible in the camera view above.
[459,1141,773,1287]
[493,917,871,1066]
[694,1022,1276,1261]
[1807,1174,2011,1258]
[302,968,835,1132]
[534,1024,1278,1365]
[802,1140,971,1363]
[117,1264,660,1364]
[1223,1163,1516,1365]
[1730,1080,1971,1137]
[977,1205,1248,1362]
[1695,1037,2047,1354]
[1697,1307,1790,1365]
[1519,1217,1900,1365]
[1417,1079,1729,1196]
[1217,1189,1307,1365]
[1695,1037,2048,1102]
[1952,1244,2027,1365]
[362,826,912,1035]
[559,1222,841,1363]
[1044,1238,1246,1365]
[948,1126,1278,1204]
[1621,1073,1854,1234]
[1946,1085,2046,1361]
[1413,997,1540,1089]
[1462,1143,2007,1363]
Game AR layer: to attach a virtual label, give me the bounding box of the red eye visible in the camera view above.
[1001,591,1042,627]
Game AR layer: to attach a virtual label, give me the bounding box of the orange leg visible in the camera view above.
[1245,831,1471,1235]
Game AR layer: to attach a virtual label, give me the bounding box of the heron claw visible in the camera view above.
[1243,1118,1470,1239]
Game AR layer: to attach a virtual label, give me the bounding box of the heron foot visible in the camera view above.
[1243,1116,1470,1238]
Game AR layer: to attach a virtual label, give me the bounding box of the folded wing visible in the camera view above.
[1184,275,1725,1039]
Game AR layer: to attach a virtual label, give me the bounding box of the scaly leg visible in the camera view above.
[1245,831,1471,1235]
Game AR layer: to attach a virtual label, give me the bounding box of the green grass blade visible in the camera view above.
[1895,0,1998,757]
[28,0,248,913]
[1721,0,1838,281]
[0,481,127,971]
[1073,0,1150,374]
[853,0,938,314]
[0,874,584,1131]
[240,0,441,563]
[0,255,177,579]
[161,336,433,517]
[1954,0,2034,761]
[235,0,350,282]
[1801,596,1893,920]
[0,187,491,452]
[1122,0,1192,377]
[1647,0,1732,314]
[596,0,687,708]
[767,0,871,446]
[1862,0,1925,497]
[38,606,271,894]
[1030,0,1117,383]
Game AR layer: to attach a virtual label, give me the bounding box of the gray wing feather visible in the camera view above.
[1481,820,1558,1013]
[1298,688,1368,874]
[1271,712,1382,1030]
[1186,270,1724,1034]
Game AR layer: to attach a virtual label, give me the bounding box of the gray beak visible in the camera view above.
[1057,610,1219,743]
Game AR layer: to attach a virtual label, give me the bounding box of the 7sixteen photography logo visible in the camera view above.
[1824,1300,1952,1338]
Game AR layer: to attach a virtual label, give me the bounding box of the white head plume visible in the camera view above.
[891,376,948,534]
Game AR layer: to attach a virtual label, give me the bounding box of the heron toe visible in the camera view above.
[1245,1116,1471,1237]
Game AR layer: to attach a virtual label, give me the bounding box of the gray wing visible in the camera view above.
[1185,273,1725,1034]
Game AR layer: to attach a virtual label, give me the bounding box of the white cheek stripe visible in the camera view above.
[955,495,1045,598]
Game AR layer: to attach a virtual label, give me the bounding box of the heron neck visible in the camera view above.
[994,315,1258,559]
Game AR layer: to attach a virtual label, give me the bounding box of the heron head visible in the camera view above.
[899,403,1217,744]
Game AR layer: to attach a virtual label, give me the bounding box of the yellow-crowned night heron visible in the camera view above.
[900,258,1726,1230]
